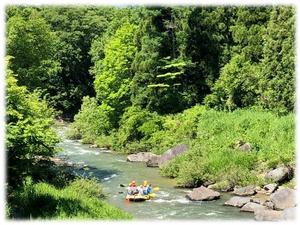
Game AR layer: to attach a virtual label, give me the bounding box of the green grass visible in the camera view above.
[160,108,294,187]
[9,177,132,220]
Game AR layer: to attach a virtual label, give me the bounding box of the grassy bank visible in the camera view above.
[67,105,295,188]
[8,177,132,219]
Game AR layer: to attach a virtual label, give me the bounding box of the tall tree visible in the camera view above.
[6,9,60,92]
[259,6,295,114]
[39,7,112,117]
[205,7,271,111]
[6,57,59,187]
[93,22,138,127]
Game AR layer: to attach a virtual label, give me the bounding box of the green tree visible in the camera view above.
[259,6,295,114]
[205,7,271,111]
[93,22,138,127]
[39,7,114,117]
[6,57,59,187]
[6,10,60,92]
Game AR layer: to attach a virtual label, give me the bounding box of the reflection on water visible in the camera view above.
[56,135,254,220]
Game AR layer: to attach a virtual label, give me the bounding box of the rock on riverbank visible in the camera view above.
[224,185,296,221]
[186,186,221,201]
[146,144,188,167]
[127,152,158,162]
[270,188,295,210]
[224,196,251,207]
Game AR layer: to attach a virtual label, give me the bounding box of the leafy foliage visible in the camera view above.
[259,6,295,114]
[6,9,61,92]
[69,96,113,143]
[8,177,131,219]
[206,6,295,114]
[6,58,59,161]
[94,22,138,127]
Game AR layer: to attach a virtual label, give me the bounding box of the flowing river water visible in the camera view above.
[56,127,253,220]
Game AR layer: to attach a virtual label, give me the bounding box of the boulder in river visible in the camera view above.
[224,196,251,208]
[270,188,295,210]
[89,144,98,148]
[265,166,292,183]
[233,185,256,196]
[263,183,278,194]
[186,186,220,201]
[146,144,188,167]
[254,209,283,221]
[240,202,266,213]
[127,152,158,162]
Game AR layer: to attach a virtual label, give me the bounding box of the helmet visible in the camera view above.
[130,180,136,187]
[143,180,148,186]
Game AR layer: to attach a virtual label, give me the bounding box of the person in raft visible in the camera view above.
[141,180,152,195]
[127,180,139,195]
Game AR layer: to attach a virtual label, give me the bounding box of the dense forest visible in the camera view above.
[6,5,295,219]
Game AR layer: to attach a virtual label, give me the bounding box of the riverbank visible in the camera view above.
[126,150,295,221]
[68,106,295,187]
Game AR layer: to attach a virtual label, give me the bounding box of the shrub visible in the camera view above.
[147,105,206,154]
[95,135,114,149]
[113,106,163,151]
[68,97,114,143]
[9,177,131,219]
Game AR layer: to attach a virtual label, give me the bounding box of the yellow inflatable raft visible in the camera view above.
[125,193,156,202]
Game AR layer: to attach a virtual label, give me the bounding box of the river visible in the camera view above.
[56,127,253,220]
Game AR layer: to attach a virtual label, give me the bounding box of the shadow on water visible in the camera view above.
[71,166,121,181]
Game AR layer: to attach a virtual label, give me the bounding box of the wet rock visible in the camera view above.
[127,152,158,162]
[240,202,266,213]
[254,209,283,221]
[233,185,256,196]
[265,166,292,183]
[146,144,188,167]
[263,183,278,194]
[186,186,220,201]
[270,188,295,210]
[281,207,296,220]
[224,196,251,207]
[89,144,98,148]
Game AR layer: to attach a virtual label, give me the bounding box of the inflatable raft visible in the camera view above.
[125,193,155,202]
